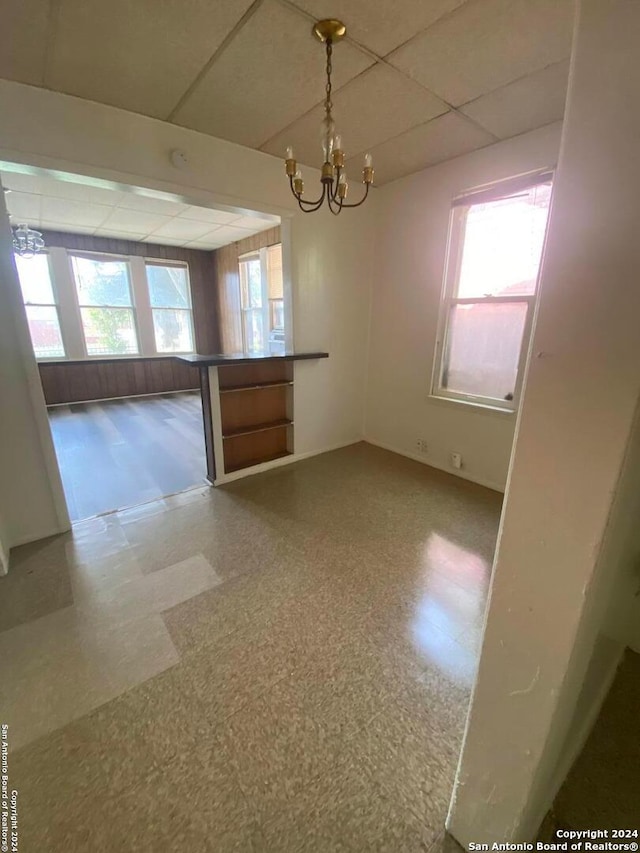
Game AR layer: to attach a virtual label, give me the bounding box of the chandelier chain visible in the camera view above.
[325,40,333,118]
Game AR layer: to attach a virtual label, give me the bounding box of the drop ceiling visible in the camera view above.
[0,0,574,185]
[1,171,277,249]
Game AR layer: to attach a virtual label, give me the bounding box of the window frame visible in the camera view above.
[144,258,196,355]
[430,172,553,414]
[15,252,67,361]
[238,249,270,355]
[69,250,141,359]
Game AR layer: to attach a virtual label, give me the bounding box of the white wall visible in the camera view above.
[0,81,374,551]
[448,0,640,842]
[0,188,70,550]
[365,122,562,492]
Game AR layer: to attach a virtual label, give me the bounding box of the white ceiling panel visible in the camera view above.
[5,192,43,223]
[34,176,124,206]
[40,197,111,228]
[461,61,570,139]
[263,62,449,165]
[286,0,467,56]
[0,0,50,86]
[232,215,277,231]
[388,0,574,107]
[186,237,230,249]
[178,206,242,225]
[148,218,214,242]
[173,0,373,147]
[41,221,97,235]
[94,229,148,240]
[116,193,190,216]
[47,0,255,118]
[196,224,256,245]
[99,209,173,234]
[350,111,494,185]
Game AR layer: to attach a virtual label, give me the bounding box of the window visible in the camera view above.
[239,253,265,354]
[71,254,139,356]
[15,253,66,359]
[432,173,553,410]
[145,262,195,353]
[238,244,285,356]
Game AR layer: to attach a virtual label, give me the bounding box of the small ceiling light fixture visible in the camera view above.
[12,223,45,258]
[285,19,374,215]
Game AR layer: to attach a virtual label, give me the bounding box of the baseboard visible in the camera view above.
[214,438,362,485]
[363,436,505,493]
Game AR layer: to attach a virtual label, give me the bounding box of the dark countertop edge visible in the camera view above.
[176,352,329,367]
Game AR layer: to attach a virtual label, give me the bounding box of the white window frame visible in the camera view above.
[239,249,270,354]
[430,171,553,414]
[15,247,197,361]
[143,258,196,355]
[69,250,141,359]
[16,252,67,361]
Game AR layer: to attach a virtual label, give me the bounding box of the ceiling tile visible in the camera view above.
[263,62,448,165]
[94,229,148,241]
[40,197,112,228]
[349,111,495,185]
[46,0,255,118]
[178,206,242,225]
[1,171,47,193]
[99,208,172,234]
[147,218,213,241]
[40,221,97,235]
[5,192,42,223]
[197,225,252,244]
[187,238,228,249]
[231,215,278,231]
[173,0,373,147]
[388,0,574,106]
[116,193,190,216]
[461,61,569,139]
[286,0,467,56]
[142,235,189,247]
[0,0,50,86]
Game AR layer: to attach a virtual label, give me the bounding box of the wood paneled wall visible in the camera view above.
[39,357,198,405]
[41,230,221,354]
[37,231,219,404]
[214,226,281,354]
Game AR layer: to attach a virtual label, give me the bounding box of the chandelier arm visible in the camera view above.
[289,174,325,208]
[337,182,370,209]
[297,183,327,213]
[329,167,341,202]
[326,192,344,216]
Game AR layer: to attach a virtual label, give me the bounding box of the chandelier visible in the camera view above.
[285,20,374,215]
[12,223,45,258]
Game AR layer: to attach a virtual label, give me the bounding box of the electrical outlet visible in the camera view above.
[415,439,428,454]
[451,451,462,469]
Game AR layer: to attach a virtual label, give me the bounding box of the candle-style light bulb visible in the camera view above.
[338,171,347,185]
[295,169,302,180]
[364,153,372,168]
[286,146,294,160]
[334,134,343,152]
[338,170,348,199]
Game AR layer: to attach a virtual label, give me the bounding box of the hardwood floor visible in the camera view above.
[48,391,206,521]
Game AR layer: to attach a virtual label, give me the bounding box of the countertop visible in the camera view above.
[176,351,329,367]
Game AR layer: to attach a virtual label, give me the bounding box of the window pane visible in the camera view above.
[244,309,264,353]
[25,306,65,358]
[442,301,528,402]
[72,256,132,306]
[457,182,552,298]
[152,308,194,353]
[146,264,190,308]
[240,258,263,309]
[15,254,55,304]
[80,307,139,356]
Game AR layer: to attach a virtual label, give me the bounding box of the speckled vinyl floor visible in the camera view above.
[0,442,502,852]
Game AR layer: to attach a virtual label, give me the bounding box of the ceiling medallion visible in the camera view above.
[12,223,45,258]
[284,19,374,215]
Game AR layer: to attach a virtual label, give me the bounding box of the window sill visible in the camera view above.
[36,354,195,365]
[428,393,515,416]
